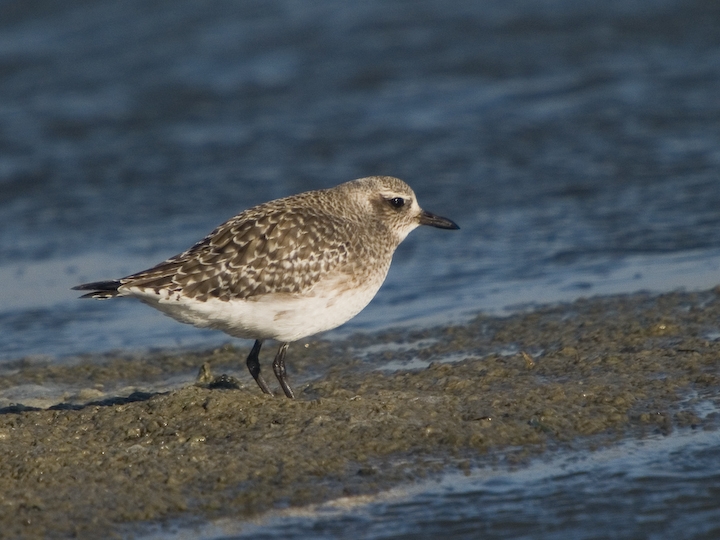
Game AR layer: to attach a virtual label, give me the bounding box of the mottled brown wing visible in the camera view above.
[120,205,351,301]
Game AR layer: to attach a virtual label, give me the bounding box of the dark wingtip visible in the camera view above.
[72,280,121,291]
[72,280,122,298]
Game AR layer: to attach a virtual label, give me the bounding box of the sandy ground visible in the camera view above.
[1,289,719,539]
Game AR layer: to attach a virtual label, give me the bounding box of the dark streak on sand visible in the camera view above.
[1,290,720,538]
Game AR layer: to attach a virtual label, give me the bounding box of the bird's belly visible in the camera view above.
[130,278,384,343]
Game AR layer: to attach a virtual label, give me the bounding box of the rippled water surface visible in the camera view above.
[2,0,720,537]
[141,428,720,540]
[3,0,720,362]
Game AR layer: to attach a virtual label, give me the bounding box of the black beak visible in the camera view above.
[418,210,460,230]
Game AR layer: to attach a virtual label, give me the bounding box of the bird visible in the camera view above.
[73,176,459,398]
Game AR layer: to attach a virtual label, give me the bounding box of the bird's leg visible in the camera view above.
[272,342,295,399]
[246,339,273,396]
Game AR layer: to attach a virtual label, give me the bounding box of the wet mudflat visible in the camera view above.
[1,289,719,539]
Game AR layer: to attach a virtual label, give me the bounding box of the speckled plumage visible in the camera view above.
[74,176,459,398]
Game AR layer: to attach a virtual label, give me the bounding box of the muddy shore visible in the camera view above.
[1,289,719,539]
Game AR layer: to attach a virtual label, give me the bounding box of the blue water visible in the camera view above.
[2,0,720,362]
[2,0,720,537]
[141,428,720,540]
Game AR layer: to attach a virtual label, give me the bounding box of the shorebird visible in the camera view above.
[73,176,459,398]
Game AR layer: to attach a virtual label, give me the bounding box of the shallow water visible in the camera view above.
[2,0,720,362]
[2,0,720,538]
[140,428,720,540]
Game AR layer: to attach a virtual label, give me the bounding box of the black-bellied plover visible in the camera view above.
[73,176,459,398]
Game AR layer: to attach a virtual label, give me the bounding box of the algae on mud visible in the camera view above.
[1,290,719,539]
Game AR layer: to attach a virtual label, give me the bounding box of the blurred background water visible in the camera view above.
[2,0,720,363]
[2,0,720,537]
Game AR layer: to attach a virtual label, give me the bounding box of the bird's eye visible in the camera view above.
[388,197,405,209]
